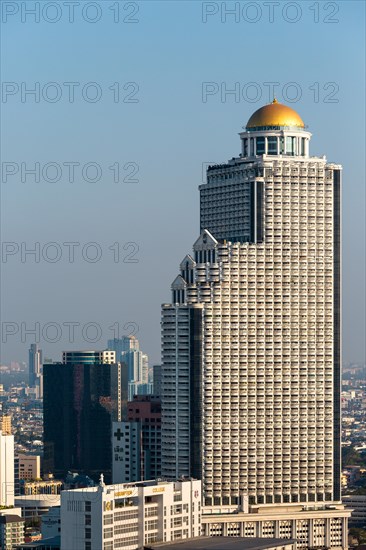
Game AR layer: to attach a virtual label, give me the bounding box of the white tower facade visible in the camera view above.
[161,101,349,548]
[0,431,15,507]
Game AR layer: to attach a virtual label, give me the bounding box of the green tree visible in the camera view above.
[349,527,366,544]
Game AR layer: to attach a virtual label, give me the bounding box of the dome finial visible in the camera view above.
[272,97,278,104]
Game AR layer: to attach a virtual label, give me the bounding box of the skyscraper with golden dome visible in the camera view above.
[161,100,350,548]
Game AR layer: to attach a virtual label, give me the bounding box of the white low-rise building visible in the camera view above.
[15,494,60,519]
[61,477,202,550]
[41,506,61,539]
[202,502,349,548]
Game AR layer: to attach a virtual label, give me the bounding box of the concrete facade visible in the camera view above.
[160,102,349,548]
[18,454,41,481]
[60,478,202,550]
[0,431,15,506]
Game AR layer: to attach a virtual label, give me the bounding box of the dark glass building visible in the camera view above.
[43,351,127,483]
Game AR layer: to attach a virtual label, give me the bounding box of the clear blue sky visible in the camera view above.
[1,1,365,366]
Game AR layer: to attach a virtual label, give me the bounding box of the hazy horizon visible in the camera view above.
[1,1,365,369]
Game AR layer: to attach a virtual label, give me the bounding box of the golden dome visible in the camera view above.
[246,99,305,129]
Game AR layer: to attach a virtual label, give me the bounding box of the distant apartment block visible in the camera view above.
[0,415,12,435]
[113,395,161,483]
[18,454,41,480]
[0,514,25,549]
[29,344,43,398]
[343,494,366,527]
[108,336,149,386]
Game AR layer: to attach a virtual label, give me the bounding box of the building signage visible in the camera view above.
[114,489,133,497]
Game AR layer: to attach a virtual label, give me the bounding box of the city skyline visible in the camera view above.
[1,2,365,370]
[0,5,365,548]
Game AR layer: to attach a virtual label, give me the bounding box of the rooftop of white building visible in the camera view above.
[147,536,296,550]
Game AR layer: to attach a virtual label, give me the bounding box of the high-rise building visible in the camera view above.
[142,352,149,383]
[0,431,15,507]
[161,101,349,547]
[112,395,161,483]
[107,335,140,356]
[126,351,149,384]
[153,365,162,397]
[43,350,128,482]
[14,455,20,496]
[108,336,149,384]
[28,344,42,388]
[128,381,154,401]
